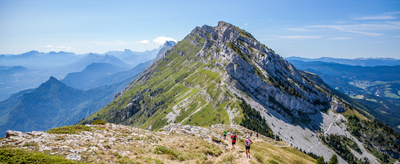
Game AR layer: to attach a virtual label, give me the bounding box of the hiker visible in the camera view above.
[223,129,227,141]
[244,136,253,158]
[250,132,252,137]
[256,133,259,139]
[230,132,237,150]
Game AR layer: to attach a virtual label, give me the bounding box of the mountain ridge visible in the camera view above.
[77,21,400,163]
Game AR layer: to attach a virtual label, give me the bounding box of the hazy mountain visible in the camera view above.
[0,51,82,68]
[287,60,400,82]
[0,89,34,125]
[152,41,176,63]
[0,69,145,136]
[288,60,400,131]
[79,21,399,163]
[105,47,162,66]
[286,56,400,67]
[88,60,152,89]
[0,53,131,101]
[69,53,131,70]
[61,63,128,90]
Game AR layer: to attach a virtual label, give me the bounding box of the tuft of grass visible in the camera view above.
[153,145,180,160]
[0,148,82,164]
[46,125,92,134]
[22,142,38,148]
[91,120,107,125]
[254,153,264,163]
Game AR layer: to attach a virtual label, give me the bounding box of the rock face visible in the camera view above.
[80,21,380,163]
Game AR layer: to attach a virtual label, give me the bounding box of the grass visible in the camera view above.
[248,140,316,164]
[0,148,82,164]
[46,125,92,134]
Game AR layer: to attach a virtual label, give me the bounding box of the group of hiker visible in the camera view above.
[222,129,258,158]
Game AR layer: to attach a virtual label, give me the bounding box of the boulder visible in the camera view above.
[5,130,22,138]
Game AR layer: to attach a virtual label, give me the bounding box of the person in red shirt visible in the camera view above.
[244,136,253,158]
[230,132,237,150]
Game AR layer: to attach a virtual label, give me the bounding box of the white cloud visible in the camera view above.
[56,46,75,51]
[279,35,322,39]
[355,15,396,20]
[140,40,149,44]
[244,23,248,26]
[45,45,52,48]
[328,37,351,40]
[153,36,177,45]
[309,23,399,36]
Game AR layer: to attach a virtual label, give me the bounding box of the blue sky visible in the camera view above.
[0,0,399,59]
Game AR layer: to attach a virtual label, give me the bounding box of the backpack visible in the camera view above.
[232,134,237,141]
[245,139,251,146]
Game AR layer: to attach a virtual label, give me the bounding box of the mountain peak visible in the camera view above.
[47,76,60,83]
[163,41,176,47]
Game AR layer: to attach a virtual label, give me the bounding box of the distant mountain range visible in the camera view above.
[287,60,400,131]
[0,44,174,101]
[0,51,82,68]
[285,56,400,66]
[0,61,150,135]
[105,47,162,66]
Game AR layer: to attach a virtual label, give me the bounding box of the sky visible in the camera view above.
[0,0,399,59]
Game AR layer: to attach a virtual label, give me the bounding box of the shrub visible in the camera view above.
[91,120,107,125]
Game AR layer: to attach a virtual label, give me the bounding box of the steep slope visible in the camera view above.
[152,41,177,63]
[61,63,128,90]
[80,21,399,163]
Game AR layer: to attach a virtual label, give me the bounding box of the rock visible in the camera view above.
[66,154,81,160]
[26,131,44,137]
[5,130,22,138]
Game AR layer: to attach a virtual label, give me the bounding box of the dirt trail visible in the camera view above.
[221,136,253,164]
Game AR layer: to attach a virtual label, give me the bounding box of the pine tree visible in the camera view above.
[328,154,338,164]
[316,156,325,164]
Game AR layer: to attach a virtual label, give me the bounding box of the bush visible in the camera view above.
[91,120,107,125]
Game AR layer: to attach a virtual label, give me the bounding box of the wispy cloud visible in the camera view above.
[244,23,248,26]
[309,22,400,36]
[355,15,395,20]
[45,45,52,48]
[139,40,149,44]
[153,36,177,45]
[355,11,400,20]
[384,11,400,15]
[312,24,384,36]
[286,28,312,32]
[279,35,322,39]
[328,37,350,40]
